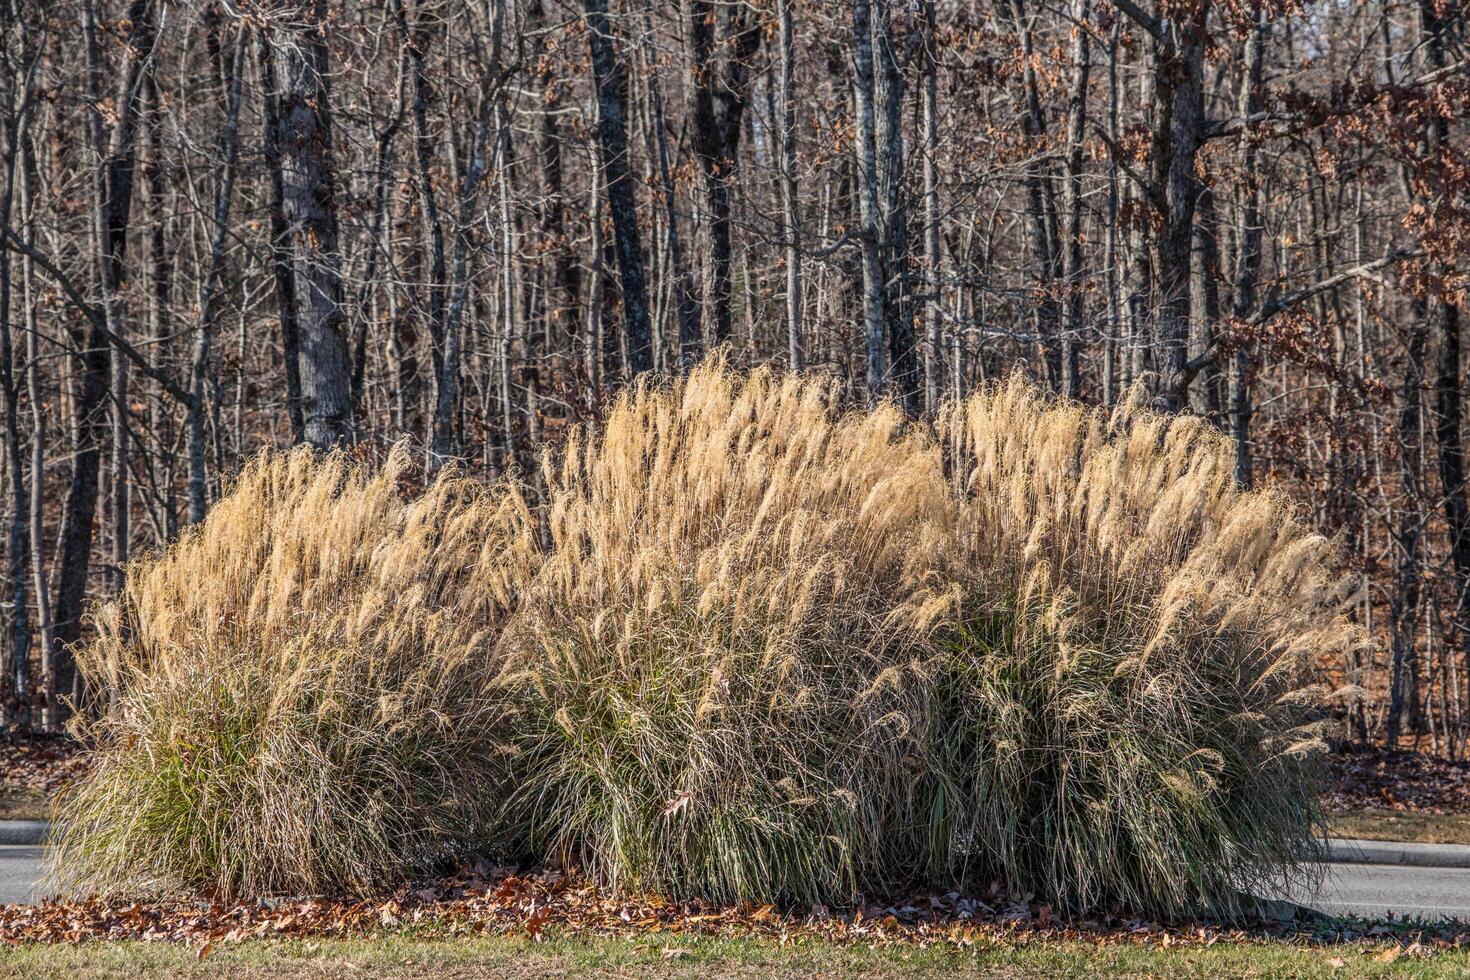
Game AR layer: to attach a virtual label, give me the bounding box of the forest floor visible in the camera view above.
[1328,810,1470,845]
[0,734,86,820]
[0,786,44,822]
[1324,745,1470,844]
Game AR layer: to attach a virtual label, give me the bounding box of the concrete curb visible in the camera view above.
[1324,837,1470,870]
[0,821,48,846]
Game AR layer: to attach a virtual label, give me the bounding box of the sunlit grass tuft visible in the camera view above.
[498,364,949,904]
[922,379,1357,915]
[49,447,538,898]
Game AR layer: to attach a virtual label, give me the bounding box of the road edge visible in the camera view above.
[0,821,48,846]
[1325,837,1470,869]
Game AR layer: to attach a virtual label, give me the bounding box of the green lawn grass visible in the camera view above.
[0,930,1459,980]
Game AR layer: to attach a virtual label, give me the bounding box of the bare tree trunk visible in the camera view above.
[142,73,177,539]
[530,0,581,376]
[496,103,517,468]
[17,122,50,726]
[585,161,606,393]
[1437,295,1469,637]
[685,0,721,350]
[1388,309,1428,745]
[1419,0,1470,663]
[851,0,887,404]
[583,0,652,375]
[778,0,803,372]
[919,0,941,410]
[438,2,508,463]
[640,15,700,371]
[258,31,304,443]
[1116,0,1209,410]
[685,0,761,351]
[267,1,353,449]
[1007,0,1063,394]
[0,37,33,726]
[108,310,128,594]
[1059,0,1091,401]
[1157,11,1206,410]
[390,0,452,458]
[1228,9,1266,489]
[1102,19,1121,406]
[188,31,245,524]
[874,0,918,415]
[1190,184,1224,416]
[49,0,156,719]
[349,44,405,415]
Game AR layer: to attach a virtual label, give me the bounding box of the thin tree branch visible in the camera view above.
[3,227,195,405]
[1178,247,1423,389]
[1108,0,1165,45]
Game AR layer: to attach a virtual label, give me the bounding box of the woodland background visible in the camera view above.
[0,0,1465,751]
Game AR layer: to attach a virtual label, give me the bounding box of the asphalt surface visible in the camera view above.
[3,846,1470,921]
[0,847,44,906]
[1277,862,1470,920]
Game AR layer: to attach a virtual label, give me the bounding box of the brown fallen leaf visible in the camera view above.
[525,904,551,940]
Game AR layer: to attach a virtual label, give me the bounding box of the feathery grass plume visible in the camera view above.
[499,358,954,905]
[49,446,538,899]
[926,377,1361,917]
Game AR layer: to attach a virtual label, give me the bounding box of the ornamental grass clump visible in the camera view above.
[497,363,1359,916]
[922,379,1360,916]
[48,448,538,899]
[497,364,954,905]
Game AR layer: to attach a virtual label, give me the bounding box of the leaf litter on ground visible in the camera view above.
[1,861,1465,966]
[1325,744,1470,814]
[0,735,90,798]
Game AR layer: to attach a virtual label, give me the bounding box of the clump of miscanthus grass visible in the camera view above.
[921,380,1356,916]
[49,448,537,898]
[497,367,952,906]
[50,357,1361,919]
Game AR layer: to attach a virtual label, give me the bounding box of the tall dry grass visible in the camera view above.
[498,366,951,904]
[52,358,1360,917]
[922,379,1358,915]
[49,448,537,898]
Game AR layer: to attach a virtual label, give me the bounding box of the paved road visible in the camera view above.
[1277,862,1470,920]
[0,847,44,905]
[4,846,1470,921]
